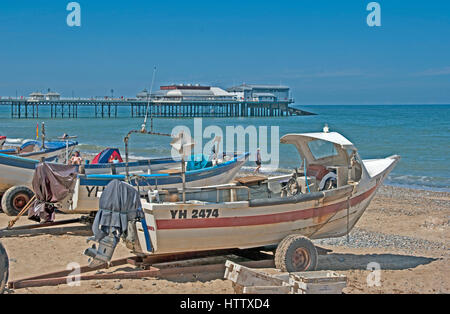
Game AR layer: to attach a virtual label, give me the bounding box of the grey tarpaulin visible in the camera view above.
[92,179,143,241]
[85,179,143,267]
[29,163,78,223]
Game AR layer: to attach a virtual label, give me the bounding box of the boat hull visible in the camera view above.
[0,154,37,193]
[136,156,399,255]
[83,157,179,175]
[0,141,77,162]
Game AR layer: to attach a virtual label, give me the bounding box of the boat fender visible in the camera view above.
[249,191,325,207]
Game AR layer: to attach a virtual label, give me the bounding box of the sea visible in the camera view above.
[0,104,449,192]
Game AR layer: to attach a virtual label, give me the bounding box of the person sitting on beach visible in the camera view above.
[112,156,120,164]
[253,148,262,175]
[69,151,82,165]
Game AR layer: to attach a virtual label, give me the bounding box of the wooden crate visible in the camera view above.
[224,261,347,295]
[289,271,347,294]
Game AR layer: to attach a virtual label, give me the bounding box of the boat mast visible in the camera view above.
[142,66,157,133]
[124,66,172,181]
[41,122,45,149]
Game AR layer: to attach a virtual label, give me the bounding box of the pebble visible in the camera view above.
[314,228,447,253]
[92,280,102,288]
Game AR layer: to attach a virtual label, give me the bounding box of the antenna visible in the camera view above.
[142,66,157,132]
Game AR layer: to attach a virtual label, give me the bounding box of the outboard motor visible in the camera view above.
[84,179,143,268]
[84,234,119,267]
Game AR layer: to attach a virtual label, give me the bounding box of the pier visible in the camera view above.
[0,99,313,119]
[0,84,315,119]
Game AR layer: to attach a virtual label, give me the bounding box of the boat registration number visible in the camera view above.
[170,209,219,219]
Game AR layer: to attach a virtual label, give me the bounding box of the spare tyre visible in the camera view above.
[1,185,34,216]
[0,242,9,294]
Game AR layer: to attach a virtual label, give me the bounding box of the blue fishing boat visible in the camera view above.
[0,138,78,162]
[0,151,249,215]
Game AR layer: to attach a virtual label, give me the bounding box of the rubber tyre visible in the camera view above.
[1,186,34,216]
[0,242,9,294]
[275,235,318,272]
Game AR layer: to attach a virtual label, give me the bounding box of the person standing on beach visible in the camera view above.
[254,148,262,174]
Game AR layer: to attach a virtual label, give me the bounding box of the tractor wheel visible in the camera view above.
[275,235,318,272]
[0,242,9,294]
[1,186,34,216]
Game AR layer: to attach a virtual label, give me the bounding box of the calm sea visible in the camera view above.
[0,104,449,192]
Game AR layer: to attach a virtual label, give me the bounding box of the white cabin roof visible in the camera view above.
[280,132,355,150]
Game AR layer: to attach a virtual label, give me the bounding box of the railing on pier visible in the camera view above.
[0,99,307,119]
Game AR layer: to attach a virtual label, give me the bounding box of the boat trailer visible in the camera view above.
[6,246,332,290]
[0,216,93,238]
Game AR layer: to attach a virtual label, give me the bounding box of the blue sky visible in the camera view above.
[0,0,449,104]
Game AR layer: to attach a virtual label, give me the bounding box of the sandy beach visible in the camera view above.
[0,185,448,294]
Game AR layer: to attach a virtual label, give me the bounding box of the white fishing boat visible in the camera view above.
[94,130,399,272]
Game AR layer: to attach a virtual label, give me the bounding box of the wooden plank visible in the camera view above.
[0,226,91,238]
[141,249,239,265]
[235,176,268,186]
[2,218,83,231]
[10,267,160,289]
[8,257,131,287]
[158,259,274,276]
[156,169,181,174]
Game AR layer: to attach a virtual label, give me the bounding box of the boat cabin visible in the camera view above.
[278,132,366,193]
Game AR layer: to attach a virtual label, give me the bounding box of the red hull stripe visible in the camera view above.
[155,185,377,230]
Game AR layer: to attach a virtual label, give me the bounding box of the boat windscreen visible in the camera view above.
[307,140,339,160]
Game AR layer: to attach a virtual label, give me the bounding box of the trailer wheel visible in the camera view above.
[275,235,318,272]
[1,186,34,216]
[0,242,9,294]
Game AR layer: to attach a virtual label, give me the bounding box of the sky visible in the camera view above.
[0,0,449,105]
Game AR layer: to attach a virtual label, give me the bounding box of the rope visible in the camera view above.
[7,195,36,229]
[303,158,311,193]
